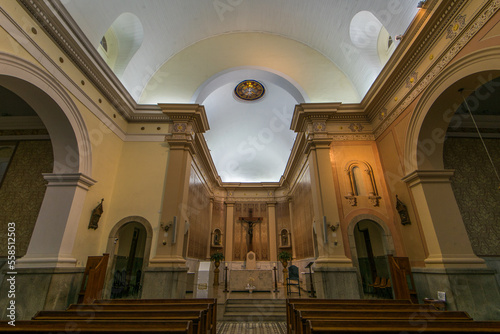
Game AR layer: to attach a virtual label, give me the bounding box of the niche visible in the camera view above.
[344,161,381,207]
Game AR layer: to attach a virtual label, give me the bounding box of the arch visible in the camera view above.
[347,214,395,264]
[192,66,309,104]
[344,160,381,206]
[104,216,153,298]
[98,13,144,78]
[0,52,92,176]
[347,214,395,298]
[405,46,500,173]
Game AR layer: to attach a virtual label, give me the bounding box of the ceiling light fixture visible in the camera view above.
[234,80,265,101]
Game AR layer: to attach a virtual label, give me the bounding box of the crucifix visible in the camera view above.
[239,208,263,251]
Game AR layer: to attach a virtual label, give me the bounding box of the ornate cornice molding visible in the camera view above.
[372,0,500,138]
[365,0,465,119]
[16,0,147,122]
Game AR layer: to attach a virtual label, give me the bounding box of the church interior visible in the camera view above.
[1,0,500,328]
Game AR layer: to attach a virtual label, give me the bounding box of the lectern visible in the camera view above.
[305,262,316,298]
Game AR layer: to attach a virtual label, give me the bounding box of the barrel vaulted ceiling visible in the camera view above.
[57,0,421,182]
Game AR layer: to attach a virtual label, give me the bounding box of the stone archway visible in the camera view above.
[401,47,500,269]
[0,53,94,268]
[405,47,500,173]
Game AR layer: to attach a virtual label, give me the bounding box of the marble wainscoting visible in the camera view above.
[141,267,188,299]
[312,267,361,299]
[0,267,84,320]
[412,268,500,320]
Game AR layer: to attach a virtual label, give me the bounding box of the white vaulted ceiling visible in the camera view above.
[60,0,421,182]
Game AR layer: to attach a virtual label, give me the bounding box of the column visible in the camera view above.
[290,104,359,299]
[308,140,352,267]
[402,170,500,319]
[205,198,214,259]
[402,170,485,268]
[17,173,96,268]
[288,198,297,259]
[143,104,209,298]
[267,201,277,261]
[224,201,235,262]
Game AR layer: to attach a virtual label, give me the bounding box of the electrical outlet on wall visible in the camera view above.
[437,291,446,301]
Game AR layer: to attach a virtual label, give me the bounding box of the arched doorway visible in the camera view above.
[105,217,153,299]
[348,215,395,299]
[353,220,392,298]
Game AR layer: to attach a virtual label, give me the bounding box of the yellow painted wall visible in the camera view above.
[376,114,428,267]
[0,2,169,267]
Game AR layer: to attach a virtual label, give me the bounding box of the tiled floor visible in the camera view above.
[217,322,286,334]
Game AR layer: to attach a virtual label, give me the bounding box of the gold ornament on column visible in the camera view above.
[278,250,292,284]
[210,252,224,286]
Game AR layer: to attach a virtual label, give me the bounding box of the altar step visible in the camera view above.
[222,299,286,321]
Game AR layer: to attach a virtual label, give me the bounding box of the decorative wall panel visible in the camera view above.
[233,202,268,261]
[186,166,211,259]
[0,141,53,257]
[443,137,500,256]
[291,166,315,259]
[276,201,291,250]
[210,201,225,254]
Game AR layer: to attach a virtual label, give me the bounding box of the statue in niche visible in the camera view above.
[281,229,289,247]
[213,229,221,246]
[88,198,104,230]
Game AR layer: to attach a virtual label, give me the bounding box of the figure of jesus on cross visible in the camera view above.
[239,208,262,251]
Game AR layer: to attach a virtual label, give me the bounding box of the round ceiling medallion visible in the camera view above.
[234,80,265,101]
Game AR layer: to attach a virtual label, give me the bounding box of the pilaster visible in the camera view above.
[149,104,209,268]
[225,201,235,261]
[267,201,277,261]
[17,173,96,268]
[402,170,485,269]
[291,104,352,268]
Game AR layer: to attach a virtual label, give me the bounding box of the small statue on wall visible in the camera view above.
[212,228,222,247]
[88,198,104,230]
[396,195,411,225]
[280,228,290,248]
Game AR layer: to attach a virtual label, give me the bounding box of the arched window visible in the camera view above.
[350,11,395,69]
[97,13,143,78]
[345,161,381,207]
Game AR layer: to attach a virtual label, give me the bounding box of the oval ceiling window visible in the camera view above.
[234,80,265,101]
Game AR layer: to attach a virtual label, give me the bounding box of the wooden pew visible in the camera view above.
[93,298,217,329]
[0,320,194,333]
[288,302,436,334]
[305,319,500,333]
[67,302,213,333]
[286,298,412,332]
[33,310,206,334]
[295,310,472,334]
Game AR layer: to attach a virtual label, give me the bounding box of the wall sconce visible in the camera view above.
[417,1,426,9]
[160,222,172,232]
[328,223,340,232]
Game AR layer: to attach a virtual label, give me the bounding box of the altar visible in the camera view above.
[229,269,273,292]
